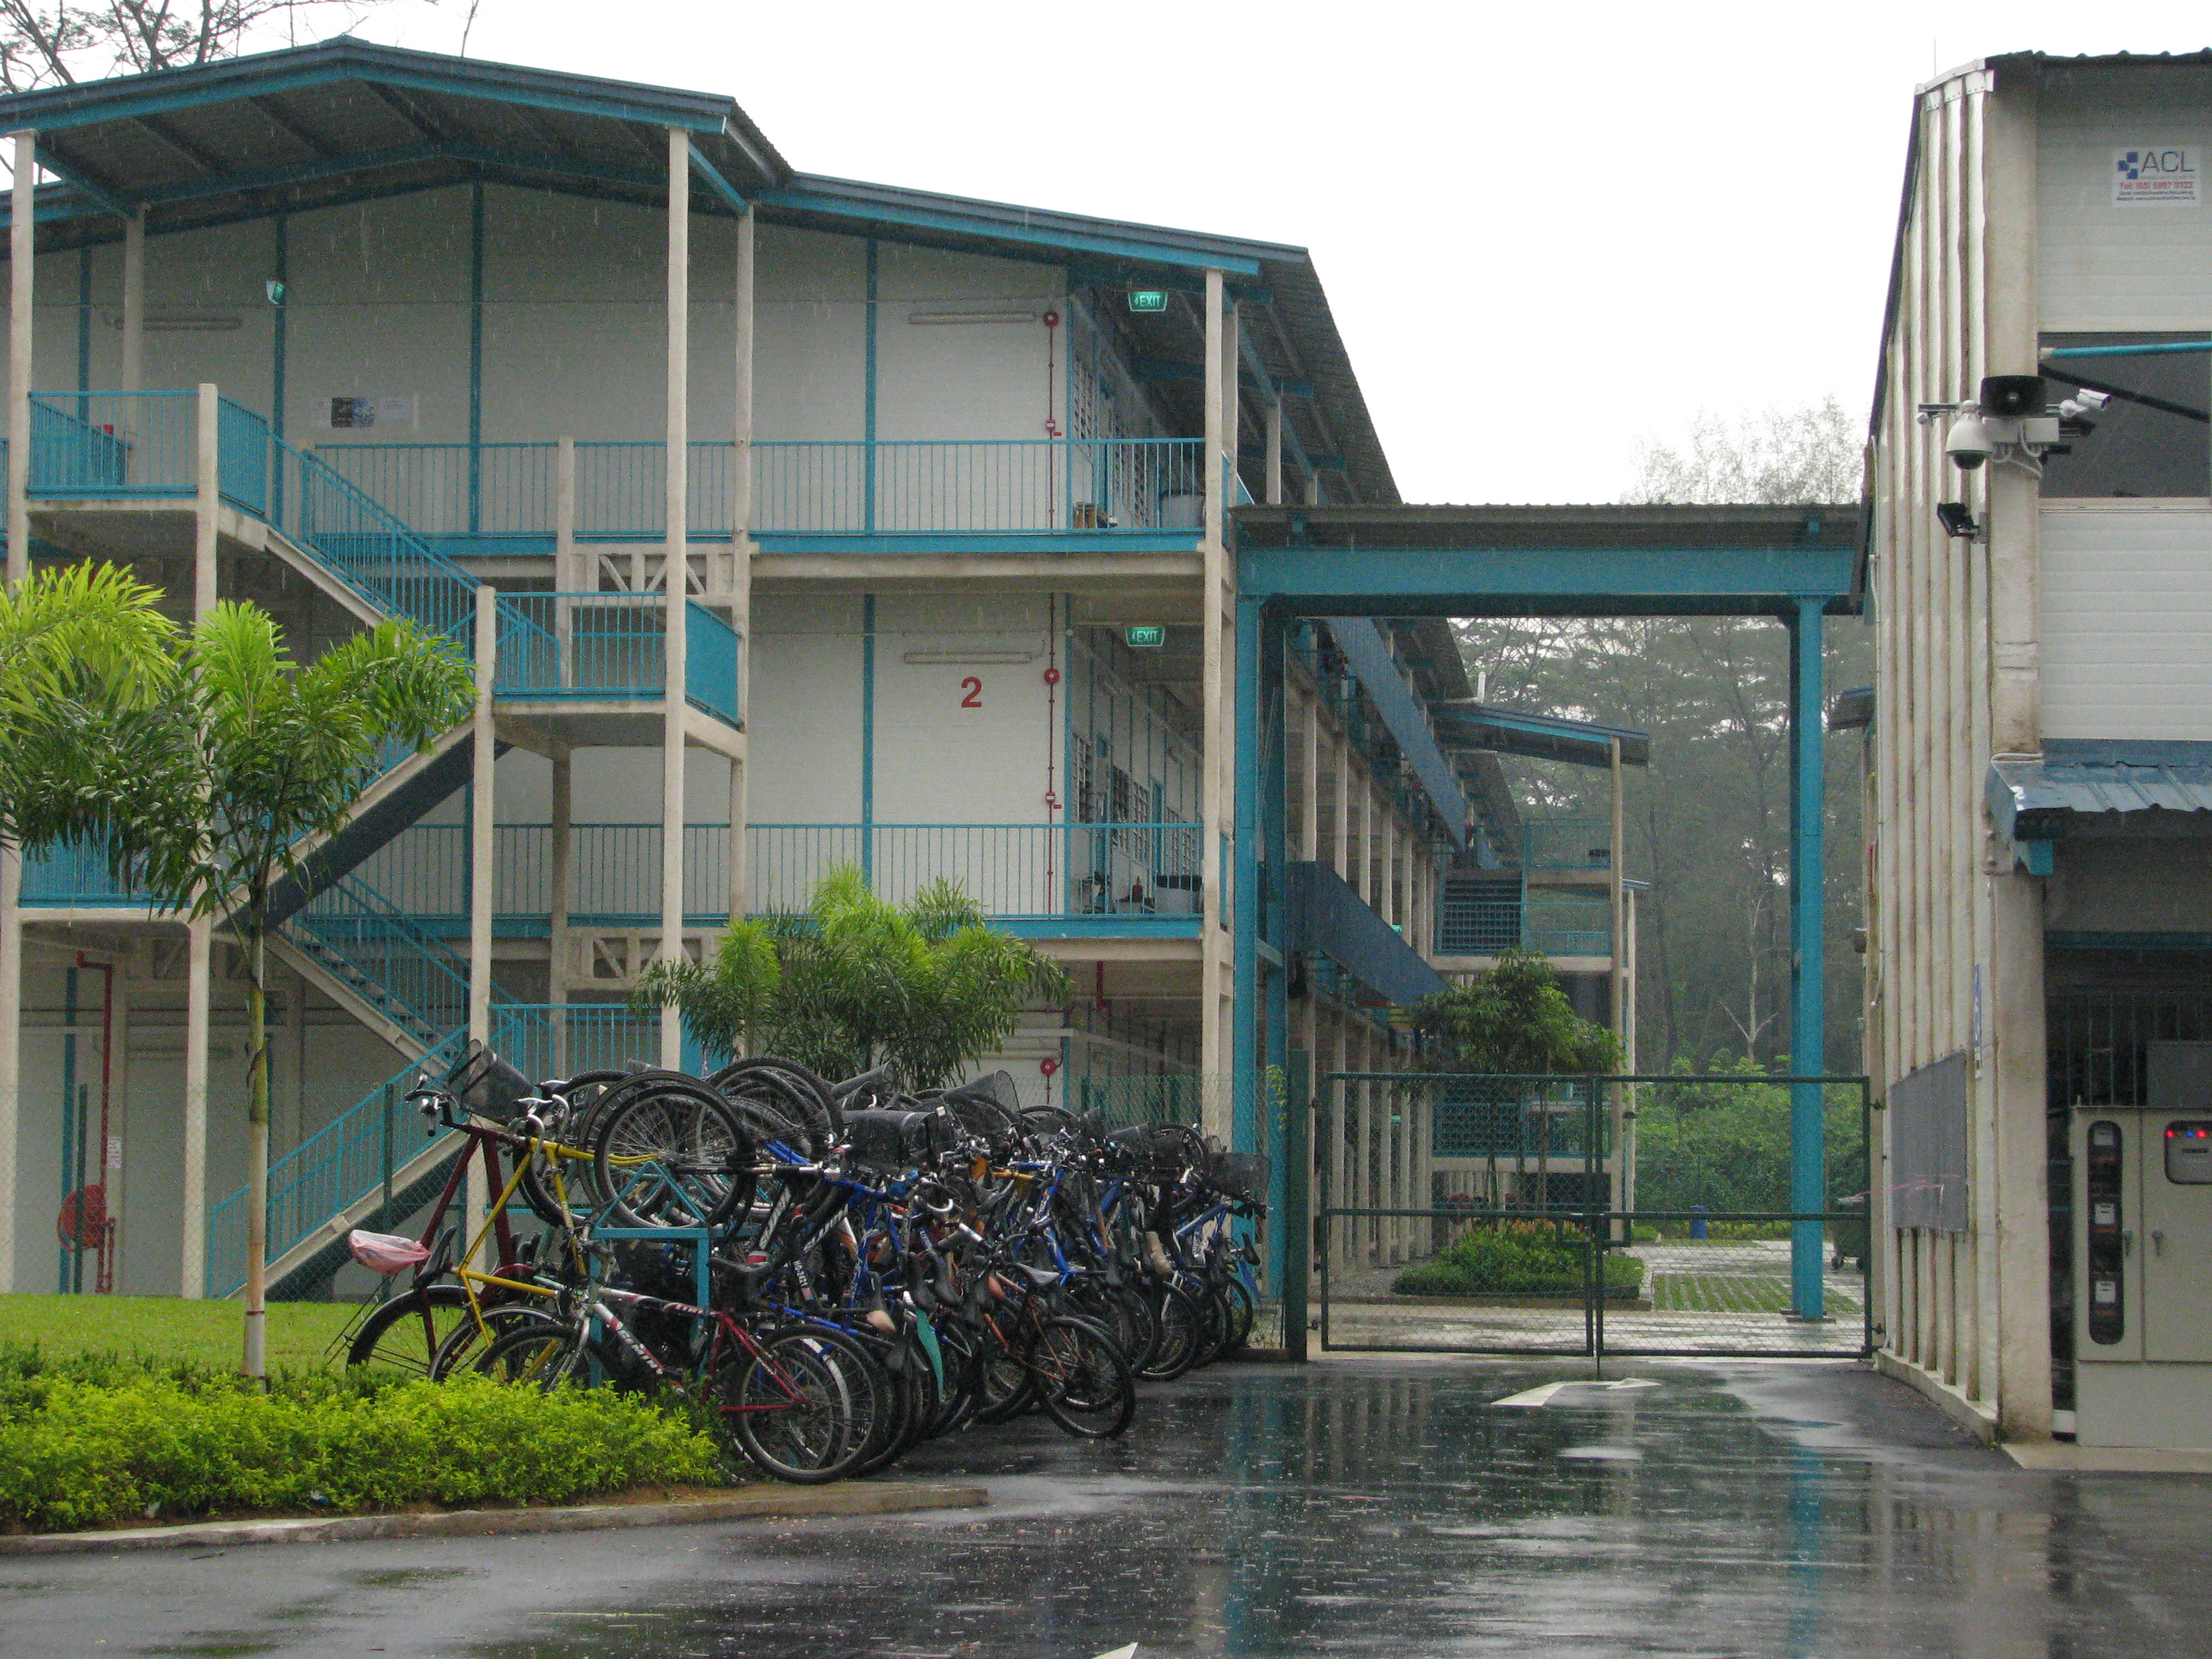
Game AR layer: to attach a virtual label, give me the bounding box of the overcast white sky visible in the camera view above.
[331,1,2212,504]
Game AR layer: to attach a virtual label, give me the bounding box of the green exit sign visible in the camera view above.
[1126,626,1167,649]
[1126,289,1169,314]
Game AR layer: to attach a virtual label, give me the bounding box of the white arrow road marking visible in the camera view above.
[1091,1646,1141,1659]
[1491,1378,1660,1408]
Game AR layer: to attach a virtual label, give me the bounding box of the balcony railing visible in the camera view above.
[337,819,1203,926]
[1437,876,1614,958]
[493,592,741,723]
[314,437,1205,539]
[491,1003,663,1082]
[21,839,152,908]
[1523,819,1613,871]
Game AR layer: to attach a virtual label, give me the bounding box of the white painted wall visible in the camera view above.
[2041,506,2212,739]
[2039,72,2212,331]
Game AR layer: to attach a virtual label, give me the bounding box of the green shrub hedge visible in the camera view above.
[1391,1221,1646,1298]
[0,1345,718,1534]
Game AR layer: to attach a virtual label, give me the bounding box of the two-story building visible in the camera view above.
[1868,49,2212,1451]
[0,38,1639,1304]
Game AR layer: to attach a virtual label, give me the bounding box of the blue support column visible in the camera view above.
[1231,594,1264,1163]
[1788,596,1827,1319]
[468,184,484,537]
[1260,605,1290,1295]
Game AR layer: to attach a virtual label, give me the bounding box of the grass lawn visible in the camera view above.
[1652,1274,1860,1316]
[0,1294,360,1370]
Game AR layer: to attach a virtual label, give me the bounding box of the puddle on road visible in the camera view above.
[451,1362,2177,1659]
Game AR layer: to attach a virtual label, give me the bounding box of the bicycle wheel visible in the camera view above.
[718,1327,881,1484]
[592,1081,754,1229]
[1136,1281,1205,1380]
[1221,1274,1257,1353]
[1031,1316,1136,1439]
[346,1284,470,1377]
[430,1300,566,1379]
[974,1334,1037,1423]
[1184,1276,1232,1370]
[1066,1276,1145,1366]
[923,1315,987,1437]
[471,1318,588,1389]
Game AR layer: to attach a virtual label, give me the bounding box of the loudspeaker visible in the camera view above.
[1980,374,2046,418]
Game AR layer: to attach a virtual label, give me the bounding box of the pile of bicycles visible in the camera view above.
[334,1041,1269,1483]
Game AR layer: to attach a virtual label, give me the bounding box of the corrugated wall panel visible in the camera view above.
[2041,508,2212,739]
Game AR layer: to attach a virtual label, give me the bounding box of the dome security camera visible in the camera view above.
[1946,410,1997,470]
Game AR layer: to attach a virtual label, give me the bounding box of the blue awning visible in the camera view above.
[1326,617,1470,846]
[1987,741,2212,844]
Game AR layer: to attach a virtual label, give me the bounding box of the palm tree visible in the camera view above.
[0,561,179,863]
[126,603,475,1378]
[636,866,1069,1090]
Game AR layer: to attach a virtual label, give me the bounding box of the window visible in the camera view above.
[2040,333,2211,498]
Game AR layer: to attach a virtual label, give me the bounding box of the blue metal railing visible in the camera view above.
[491,1003,662,1082]
[687,602,741,724]
[749,821,1203,917]
[270,435,480,649]
[283,873,472,1039]
[314,438,1205,539]
[206,1031,467,1300]
[20,838,152,908]
[494,592,665,699]
[1525,894,1613,957]
[216,396,270,515]
[1523,819,1613,871]
[1435,874,1613,958]
[26,391,194,496]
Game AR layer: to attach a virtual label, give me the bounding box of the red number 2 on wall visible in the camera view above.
[960,676,983,709]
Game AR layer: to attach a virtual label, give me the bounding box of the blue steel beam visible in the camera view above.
[687,140,749,214]
[1241,545,1859,617]
[1261,609,1290,1295]
[754,185,1267,278]
[1326,617,1469,847]
[1788,596,1826,1319]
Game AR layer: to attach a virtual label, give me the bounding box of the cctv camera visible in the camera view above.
[1946,411,1996,470]
[2057,388,2112,419]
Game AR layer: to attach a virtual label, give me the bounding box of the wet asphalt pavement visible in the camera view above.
[3,1355,2206,1659]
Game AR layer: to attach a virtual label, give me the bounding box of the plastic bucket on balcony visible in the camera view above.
[1159,491,1202,529]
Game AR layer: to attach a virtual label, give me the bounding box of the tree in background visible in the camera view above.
[123,605,474,1378]
[1410,947,1622,1075]
[0,0,417,88]
[636,867,1070,1090]
[1456,398,1869,1071]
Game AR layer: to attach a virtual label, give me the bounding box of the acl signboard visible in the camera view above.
[2114,146,2200,207]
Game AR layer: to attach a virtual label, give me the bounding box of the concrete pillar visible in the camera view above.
[554,436,577,592]
[176,399,222,1296]
[1197,269,1231,1117]
[1264,399,1283,506]
[179,918,210,1296]
[1334,729,1352,880]
[549,752,572,1076]
[728,205,754,931]
[466,587,495,1265]
[0,876,14,1292]
[8,128,33,583]
[1381,805,1397,928]
[120,211,144,394]
[1300,691,1319,861]
[659,128,692,1072]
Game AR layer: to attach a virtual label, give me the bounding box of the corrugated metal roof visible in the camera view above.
[0,36,1395,512]
[1987,745,2212,842]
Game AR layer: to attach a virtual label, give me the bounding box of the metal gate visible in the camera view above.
[1309,1071,1873,1359]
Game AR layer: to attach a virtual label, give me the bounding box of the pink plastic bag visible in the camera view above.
[348,1229,430,1275]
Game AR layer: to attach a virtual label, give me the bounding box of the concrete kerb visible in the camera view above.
[0,1481,989,1556]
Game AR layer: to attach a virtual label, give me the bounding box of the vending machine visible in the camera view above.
[2072,1041,2212,1446]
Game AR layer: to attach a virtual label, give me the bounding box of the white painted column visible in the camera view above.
[177,386,222,1296]
[1264,399,1284,506]
[1197,268,1231,1111]
[554,436,577,592]
[549,752,572,1077]
[1300,691,1319,861]
[120,211,144,394]
[1334,730,1352,880]
[466,585,497,1261]
[8,128,33,579]
[1381,804,1397,928]
[1358,772,1374,910]
[179,919,210,1296]
[727,205,754,928]
[659,127,692,1071]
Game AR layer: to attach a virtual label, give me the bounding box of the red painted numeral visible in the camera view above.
[960,676,983,709]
